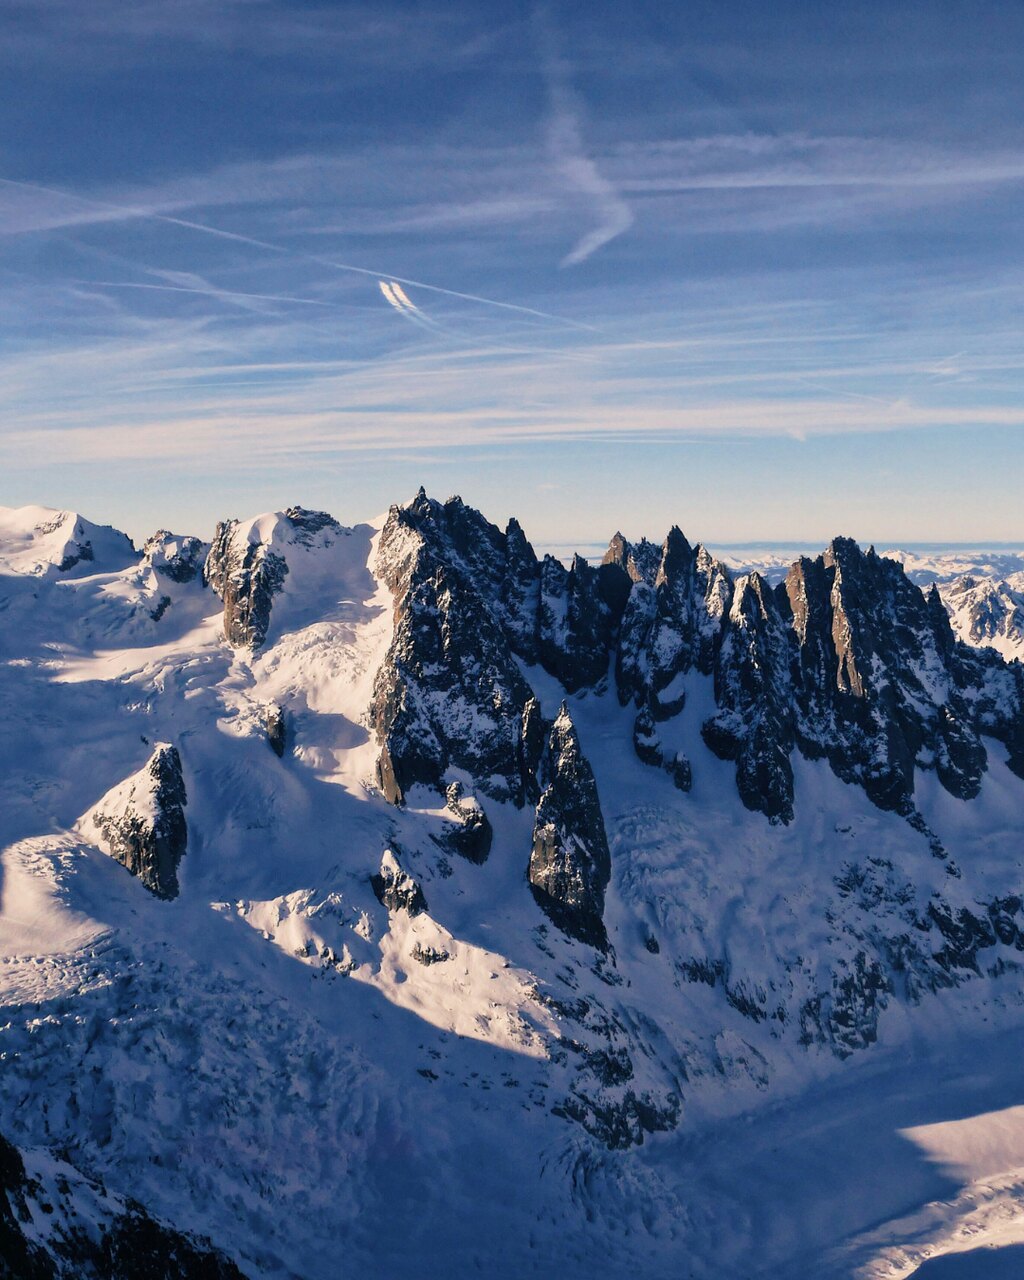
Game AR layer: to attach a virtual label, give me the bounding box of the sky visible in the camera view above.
[2,0,1023,547]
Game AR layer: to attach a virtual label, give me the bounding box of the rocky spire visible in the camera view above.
[372,495,544,807]
[528,705,612,948]
[702,572,795,822]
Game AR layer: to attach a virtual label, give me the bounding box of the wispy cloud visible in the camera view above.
[0,0,505,71]
[5,282,1024,470]
[535,8,633,267]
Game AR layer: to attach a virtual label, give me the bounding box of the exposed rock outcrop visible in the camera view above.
[529,706,612,949]
[370,491,1024,834]
[611,530,1022,819]
[371,849,427,916]
[204,521,289,649]
[141,530,206,583]
[84,745,188,899]
[614,528,732,715]
[632,707,692,790]
[702,572,795,822]
[537,554,614,692]
[204,506,345,649]
[783,540,991,812]
[265,703,287,758]
[436,781,493,864]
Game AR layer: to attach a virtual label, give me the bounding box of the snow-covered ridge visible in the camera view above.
[1,492,1024,1280]
[0,504,137,578]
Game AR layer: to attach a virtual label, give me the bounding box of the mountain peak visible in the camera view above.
[0,504,136,578]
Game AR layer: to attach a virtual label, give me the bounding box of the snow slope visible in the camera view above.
[2,502,1024,1279]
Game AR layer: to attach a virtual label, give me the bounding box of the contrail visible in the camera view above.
[389,282,419,312]
[0,175,597,331]
[379,280,408,313]
[534,7,633,268]
[79,280,338,308]
[378,279,450,335]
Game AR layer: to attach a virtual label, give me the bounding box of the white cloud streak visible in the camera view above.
[535,9,633,267]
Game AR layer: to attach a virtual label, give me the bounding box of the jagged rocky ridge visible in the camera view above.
[368,492,1024,949]
[35,490,1024,1028]
[528,706,612,949]
[370,490,612,943]
[385,498,1024,819]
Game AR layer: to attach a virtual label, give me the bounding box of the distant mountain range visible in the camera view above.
[2,496,1023,1279]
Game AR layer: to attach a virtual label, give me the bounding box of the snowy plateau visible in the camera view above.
[2,495,1024,1280]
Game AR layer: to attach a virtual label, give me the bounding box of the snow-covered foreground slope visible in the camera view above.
[2,500,1024,1279]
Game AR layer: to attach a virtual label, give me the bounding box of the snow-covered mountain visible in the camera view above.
[934,573,1024,664]
[2,496,1024,1279]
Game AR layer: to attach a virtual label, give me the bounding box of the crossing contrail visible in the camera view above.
[0,175,597,331]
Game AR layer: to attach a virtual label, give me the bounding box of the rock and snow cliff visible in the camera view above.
[0,1129,243,1279]
[2,496,1024,1280]
[939,572,1024,664]
[79,744,188,899]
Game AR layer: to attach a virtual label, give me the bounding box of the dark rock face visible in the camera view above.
[371,850,427,916]
[57,543,93,572]
[411,942,451,965]
[280,506,341,543]
[89,745,188,899]
[632,708,692,791]
[537,554,614,692]
[0,1132,51,1280]
[0,1131,245,1280]
[703,573,795,823]
[368,491,1024,957]
[371,491,617,944]
[204,521,288,649]
[783,540,992,812]
[529,707,612,949]
[610,531,1022,820]
[615,528,732,714]
[204,507,344,649]
[265,704,287,757]
[437,782,493,864]
[371,556,538,805]
[371,491,545,807]
[142,531,206,584]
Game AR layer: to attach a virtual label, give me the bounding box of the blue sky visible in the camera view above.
[2,0,1023,546]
